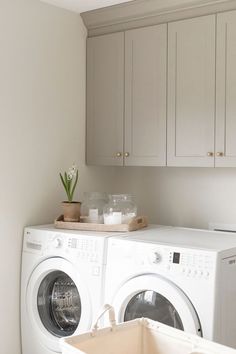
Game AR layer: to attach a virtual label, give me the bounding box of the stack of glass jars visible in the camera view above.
[103,194,137,225]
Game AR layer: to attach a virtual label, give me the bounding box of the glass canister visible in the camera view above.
[103,194,137,225]
[81,192,108,224]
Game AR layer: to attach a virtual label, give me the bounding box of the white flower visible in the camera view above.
[68,164,77,178]
[67,173,73,181]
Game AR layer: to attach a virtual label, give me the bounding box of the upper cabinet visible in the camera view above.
[167,15,216,167]
[86,25,167,166]
[125,25,167,166]
[86,32,124,166]
[216,10,236,167]
[86,9,236,168]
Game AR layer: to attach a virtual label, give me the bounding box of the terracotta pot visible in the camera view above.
[62,201,81,222]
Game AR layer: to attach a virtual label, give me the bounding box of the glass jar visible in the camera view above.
[81,192,108,224]
[103,194,137,225]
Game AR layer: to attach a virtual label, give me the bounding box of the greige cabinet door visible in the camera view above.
[216,10,236,167]
[124,24,167,166]
[167,15,215,167]
[86,33,124,166]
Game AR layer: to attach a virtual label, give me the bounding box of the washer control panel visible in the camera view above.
[67,237,100,263]
[23,228,103,263]
[144,244,214,280]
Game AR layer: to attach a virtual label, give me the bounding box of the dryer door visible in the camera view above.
[112,274,201,335]
[26,257,91,352]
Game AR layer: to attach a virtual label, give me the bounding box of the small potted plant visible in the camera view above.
[60,165,80,222]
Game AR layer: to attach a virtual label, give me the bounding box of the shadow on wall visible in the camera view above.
[102,166,236,229]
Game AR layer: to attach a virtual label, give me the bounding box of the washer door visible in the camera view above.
[112,274,201,335]
[26,257,92,352]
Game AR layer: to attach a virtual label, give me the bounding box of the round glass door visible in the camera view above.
[37,270,81,337]
[124,290,183,330]
[112,274,201,335]
[27,258,92,353]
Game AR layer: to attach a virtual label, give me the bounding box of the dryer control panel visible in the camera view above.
[109,239,216,281]
[165,249,214,279]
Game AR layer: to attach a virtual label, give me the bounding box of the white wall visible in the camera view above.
[2,1,236,354]
[0,1,117,354]
[112,167,236,229]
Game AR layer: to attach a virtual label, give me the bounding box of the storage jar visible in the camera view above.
[81,192,108,223]
[103,194,137,225]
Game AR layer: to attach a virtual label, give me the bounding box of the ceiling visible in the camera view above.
[40,0,135,13]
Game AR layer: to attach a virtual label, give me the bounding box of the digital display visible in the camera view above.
[173,252,180,264]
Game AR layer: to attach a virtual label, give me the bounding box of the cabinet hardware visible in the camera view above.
[124,152,130,157]
[116,152,122,158]
[207,152,214,157]
[216,152,224,157]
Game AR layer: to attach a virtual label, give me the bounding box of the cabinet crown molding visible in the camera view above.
[81,0,236,37]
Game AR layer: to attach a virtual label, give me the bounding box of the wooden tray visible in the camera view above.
[54,215,148,232]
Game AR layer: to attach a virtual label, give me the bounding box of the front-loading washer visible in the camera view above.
[104,226,236,348]
[21,224,128,354]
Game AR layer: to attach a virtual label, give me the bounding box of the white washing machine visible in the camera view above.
[21,225,127,354]
[104,227,236,348]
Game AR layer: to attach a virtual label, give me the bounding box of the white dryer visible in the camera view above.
[104,227,236,348]
[21,225,124,354]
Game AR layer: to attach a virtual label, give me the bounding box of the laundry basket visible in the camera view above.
[60,305,236,354]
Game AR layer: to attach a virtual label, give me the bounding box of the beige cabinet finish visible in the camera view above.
[87,25,167,166]
[87,11,236,168]
[86,32,124,166]
[167,15,216,167]
[125,25,167,166]
[216,10,236,167]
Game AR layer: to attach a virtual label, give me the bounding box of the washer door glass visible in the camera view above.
[37,270,81,337]
[124,290,183,330]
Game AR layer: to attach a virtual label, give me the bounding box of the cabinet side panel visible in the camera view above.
[219,256,236,347]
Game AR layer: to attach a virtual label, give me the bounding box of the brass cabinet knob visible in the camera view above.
[116,152,122,158]
[216,152,224,157]
[124,152,130,157]
[207,152,214,157]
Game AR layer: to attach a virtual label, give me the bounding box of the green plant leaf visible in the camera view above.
[71,170,78,201]
[60,172,70,201]
[68,178,72,200]
[60,173,67,190]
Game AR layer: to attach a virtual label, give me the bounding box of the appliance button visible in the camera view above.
[92,266,100,276]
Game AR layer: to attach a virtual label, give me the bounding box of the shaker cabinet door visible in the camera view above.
[86,33,124,166]
[124,24,167,166]
[216,10,236,167]
[167,15,215,167]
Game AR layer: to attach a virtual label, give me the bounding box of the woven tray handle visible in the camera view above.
[91,304,116,335]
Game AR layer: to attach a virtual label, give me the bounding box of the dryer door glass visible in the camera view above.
[124,290,183,330]
[37,270,81,337]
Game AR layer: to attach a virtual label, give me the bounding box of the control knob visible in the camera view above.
[52,238,62,248]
